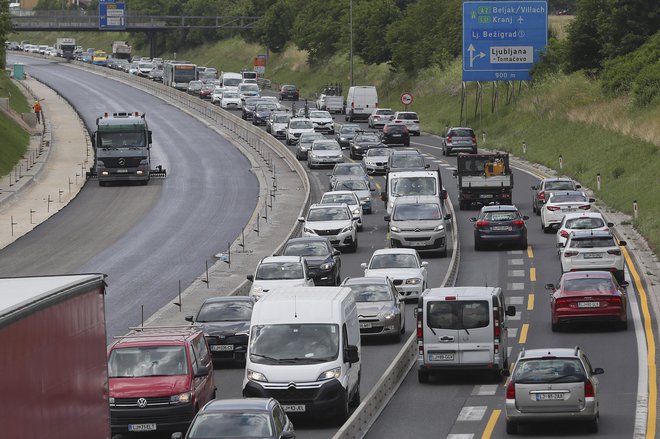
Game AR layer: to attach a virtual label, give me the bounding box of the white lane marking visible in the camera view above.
[457,406,487,422]
[508,296,524,305]
[508,250,523,255]
[472,385,499,396]
[508,346,512,357]
[438,163,451,167]
[508,311,521,321]
[508,258,524,265]
[627,267,649,438]
[508,283,525,291]
[508,270,525,277]
[508,328,519,338]
[447,435,474,439]
[447,167,457,171]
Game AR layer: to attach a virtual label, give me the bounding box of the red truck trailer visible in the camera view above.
[0,274,110,439]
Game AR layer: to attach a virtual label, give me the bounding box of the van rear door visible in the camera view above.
[423,300,461,367]
[456,300,493,366]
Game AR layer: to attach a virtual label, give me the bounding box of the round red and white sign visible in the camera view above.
[400,92,413,106]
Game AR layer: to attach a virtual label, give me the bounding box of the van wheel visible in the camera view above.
[586,414,599,433]
[336,391,350,424]
[349,376,361,407]
[506,419,518,434]
[418,370,430,384]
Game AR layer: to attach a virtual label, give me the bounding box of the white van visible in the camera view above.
[382,169,447,215]
[220,71,243,90]
[345,86,378,122]
[243,287,361,422]
[242,70,258,81]
[416,287,516,383]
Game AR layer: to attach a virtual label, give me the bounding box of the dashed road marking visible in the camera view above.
[508,328,518,338]
[508,250,523,255]
[507,282,525,291]
[530,267,536,282]
[457,406,488,422]
[447,167,457,171]
[519,323,529,344]
[472,385,499,396]
[527,294,535,310]
[508,296,524,305]
[438,163,451,167]
[508,270,525,277]
[527,246,534,258]
[481,410,502,439]
[508,258,524,265]
[447,435,474,439]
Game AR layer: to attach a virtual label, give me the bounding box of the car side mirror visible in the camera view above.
[384,215,391,222]
[344,344,359,364]
[444,214,451,220]
[452,170,458,177]
[421,261,429,267]
[298,216,305,222]
[91,131,96,145]
[247,274,254,282]
[620,281,629,288]
[522,216,529,220]
[281,432,296,439]
[557,242,565,248]
[469,217,477,222]
[425,164,430,168]
[530,185,537,190]
[441,189,448,200]
[576,184,582,189]
[381,193,388,201]
[593,367,604,375]
[619,240,627,246]
[332,249,341,256]
[171,433,183,439]
[607,222,614,227]
[184,315,194,323]
[148,130,153,144]
[589,198,596,203]
[194,365,209,378]
[506,305,516,316]
[545,283,556,291]
[360,262,367,269]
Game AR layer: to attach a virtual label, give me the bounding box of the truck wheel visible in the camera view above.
[506,420,518,434]
[418,370,430,384]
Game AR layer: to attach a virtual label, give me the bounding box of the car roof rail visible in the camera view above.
[574,346,580,356]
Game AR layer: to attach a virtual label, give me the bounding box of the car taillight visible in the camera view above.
[555,298,570,307]
[416,308,423,339]
[563,251,579,257]
[579,205,591,210]
[446,136,452,144]
[351,102,355,109]
[584,380,595,397]
[607,249,621,255]
[547,205,560,211]
[471,135,477,144]
[609,296,622,305]
[512,219,524,226]
[476,221,490,228]
[560,230,569,238]
[538,191,545,200]
[506,381,516,399]
[394,120,402,123]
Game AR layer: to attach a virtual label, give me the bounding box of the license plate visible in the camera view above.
[128,424,157,432]
[480,194,494,198]
[492,226,512,231]
[578,301,600,308]
[536,393,564,401]
[211,344,234,351]
[563,208,577,212]
[282,404,306,412]
[359,322,372,329]
[116,169,128,173]
[583,253,603,259]
[429,353,454,361]
[392,134,402,137]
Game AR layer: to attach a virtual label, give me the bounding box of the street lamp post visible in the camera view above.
[349,0,354,86]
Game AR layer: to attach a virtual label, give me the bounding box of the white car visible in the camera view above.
[540,191,595,232]
[320,190,363,231]
[367,108,395,128]
[560,230,626,283]
[258,95,283,110]
[307,139,344,169]
[308,110,335,134]
[361,248,428,300]
[285,118,314,145]
[220,90,242,110]
[298,203,358,252]
[556,212,614,254]
[362,147,393,175]
[211,86,226,105]
[393,111,420,136]
[238,83,260,101]
[246,255,314,300]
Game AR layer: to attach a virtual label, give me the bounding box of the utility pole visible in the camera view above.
[349,0,354,86]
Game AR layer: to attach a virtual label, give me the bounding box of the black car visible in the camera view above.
[470,204,529,250]
[172,398,295,439]
[280,84,300,101]
[350,132,383,160]
[381,123,410,147]
[185,297,255,362]
[252,102,279,126]
[186,80,203,96]
[335,123,362,149]
[148,68,163,82]
[242,97,264,120]
[281,237,341,286]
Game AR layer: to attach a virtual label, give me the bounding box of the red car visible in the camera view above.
[546,271,628,332]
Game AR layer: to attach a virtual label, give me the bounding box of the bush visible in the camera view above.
[601,32,660,97]
[632,59,660,107]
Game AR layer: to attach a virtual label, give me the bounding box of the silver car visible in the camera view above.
[342,277,405,342]
[362,147,392,175]
[386,198,451,256]
[442,127,477,155]
[505,347,603,434]
[327,162,370,191]
[298,203,358,252]
[332,178,374,214]
[307,139,344,169]
[367,108,395,128]
[296,132,325,160]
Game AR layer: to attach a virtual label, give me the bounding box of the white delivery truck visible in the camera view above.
[242,287,361,423]
[345,86,378,122]
[221,72,244,91]
[382,169,447,215]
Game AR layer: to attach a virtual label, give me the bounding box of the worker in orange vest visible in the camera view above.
[33,100,42,124]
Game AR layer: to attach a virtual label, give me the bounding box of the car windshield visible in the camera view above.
[250,324,339,364]
[335,179,368,191]
[366,148,391,157]
[512,358,586,384]
[98,132,145,148]
[341,126,360,134]
[275,115,290,123]
[393,203,441,221]
[569,236,616,248]
[565,217,605,229]
[255,262,304,280]
[196,301,253,322]
[356,134,380,143]
[347,283,392,302]
[256,104,278,111]
[323,193,357,205]
[224,92,239,99]
[307,207,350,221]
[291,120,313,129]
[482,211,519,221]
[334,165,364,176]
[312,141,340,151]
[188,81,202,89]
[391,177,436,196]
[283,241,330,257]
[369,253,418,269]
[108,346,188,378]
[283,85,297,91]
[545,181,575,190]
[449,129,474,137]
[563,277,615,292]
[310,111,331,118]
[188,412,274,438]
[427,300,489,330]
[223,77,242,87]
[239,84,260,92]
[391,156,424,168]
[550,194,587,203]
[376,109,394,115]
[397,113,418,120]
[386,124,407,132]
[300,134,325,144]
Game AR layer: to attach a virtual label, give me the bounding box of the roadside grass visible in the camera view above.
[0,113,30,176]
[0,72,31,113]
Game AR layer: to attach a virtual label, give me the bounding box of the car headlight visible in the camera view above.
[340,137,346,141]
[311,154,318,158]
[378,310,396,320]
[390,225,400,232]
[320,262,333,270]
[434,224,445,231]
[251,286,264,295]
[406,278,422,285]
[304,227,316,235]
[170,391,192,404]
[247,369,268,382]
[340,224,353,233]
[360,197,370,203]
[352,208,361,215]
[335,155,343,159]
[317,367,341,381]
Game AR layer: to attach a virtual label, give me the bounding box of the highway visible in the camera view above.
[3,56,648,439]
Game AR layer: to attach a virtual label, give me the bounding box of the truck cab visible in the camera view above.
[454,153,513,209]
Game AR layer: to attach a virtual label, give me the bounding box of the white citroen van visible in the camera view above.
[345,86,378,122]
[242,287,361,423]
[416,287,516,383]
[382,169,447,215]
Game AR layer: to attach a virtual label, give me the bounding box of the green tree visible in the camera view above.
[291,0,345,64]
[252,0,297,52]
[352,0,399,65]
[598,0,660,61]
[564,0,607,72]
